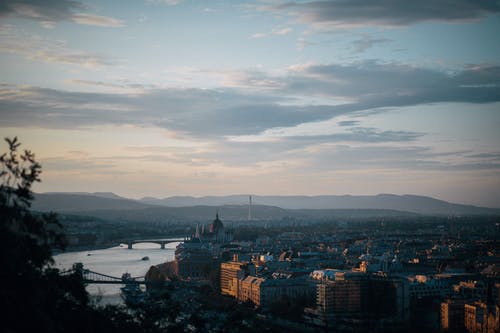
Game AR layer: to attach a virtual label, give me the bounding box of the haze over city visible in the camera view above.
[1,0,500,207]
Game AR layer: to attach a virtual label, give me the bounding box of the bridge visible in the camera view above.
[61,263,145,284]
[125,238,184,249]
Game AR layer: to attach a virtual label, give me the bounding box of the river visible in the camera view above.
[53,241,179,304]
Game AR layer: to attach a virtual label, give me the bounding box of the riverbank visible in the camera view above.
[53,242,121,255]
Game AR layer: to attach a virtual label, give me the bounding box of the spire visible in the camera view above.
[195,224,200,238]
[211,209,223,234]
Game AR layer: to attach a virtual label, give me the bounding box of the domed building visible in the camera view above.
[210,212,224,234]
[195,211,233,244]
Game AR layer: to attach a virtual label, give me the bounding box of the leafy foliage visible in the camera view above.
[0,137,189,333]
[0,137,67,271]
[0,138,143,333]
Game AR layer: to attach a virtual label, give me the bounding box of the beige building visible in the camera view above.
[237,275,313,308]
[220,260,248,297]
[441,299,465,332]
[465,301,499,333]
[238,276,265,305]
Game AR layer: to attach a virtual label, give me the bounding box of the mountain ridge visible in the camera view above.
[32,192,500,216]
[139,193,499,215]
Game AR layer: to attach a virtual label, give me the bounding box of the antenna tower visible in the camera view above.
[248,195,252,220]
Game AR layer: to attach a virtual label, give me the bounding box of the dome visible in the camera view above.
[210,212,224,233]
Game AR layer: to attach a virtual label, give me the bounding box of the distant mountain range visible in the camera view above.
[140,194,500,215]
[32,192,500,221]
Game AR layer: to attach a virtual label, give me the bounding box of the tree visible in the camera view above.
[0,137,186,333]
[0,137,91,332]
[0,138,144,333]
[0,137,67,271]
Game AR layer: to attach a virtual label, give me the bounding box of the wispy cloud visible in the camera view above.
[1,62,499,138]
[67,79,154,93]
[72,13,124,27]
[350,35,392,54]
[145,0,183,6]
[0,0,82,21]
[265,61,500,105]
[0,25,114,68]
[274,0,500,29]
[251,27,293,39]
[0,0,124,28]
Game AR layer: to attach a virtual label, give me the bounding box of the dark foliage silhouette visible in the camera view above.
[0,137,144,333]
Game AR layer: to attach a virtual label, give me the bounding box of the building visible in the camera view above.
[220,258,249,297]
[311,271,409,329]
[237,275,314,308]
[260,277,314,309]
[409,275,451,299]
[173,237,214,280]
[195,212,233,245]
[441,299,465,332]
[465,301,499,333]
[453,280,488,301]
[317,277,368,315]
[238,275,265,306]
[370,275,410,321]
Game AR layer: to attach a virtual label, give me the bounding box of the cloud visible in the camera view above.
[145,0,183,6]
[338,120,360,126]
[67,79,154,93]
[251,32,267,39]
[1,62,499,140]
[72,13,124,27]
[300,144,500,173]
[251,27,293,39]
[0,0,124,28]
[276,0,500,28]
[0,85,343,137]
[274,27,293,35]
[265,62,500,106]
[296,37,317,51]
[350,35,392,54]
[228,119,423,144]
[222,69,285,90]
[41,155,117,171]
[467,152,500,160]
[0,26,114,68]
[0,0,82,21]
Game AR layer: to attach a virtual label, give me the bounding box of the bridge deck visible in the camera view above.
[63,265,147,285]
[126,238,184,249]
[83,280,146,284]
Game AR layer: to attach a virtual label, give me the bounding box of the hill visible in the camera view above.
[140,194,500,216]
[33,192,500,221]
[32,193,153,212]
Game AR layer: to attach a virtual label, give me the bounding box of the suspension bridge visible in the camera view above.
[61,263,146,284]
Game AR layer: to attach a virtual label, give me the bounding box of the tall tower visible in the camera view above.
[248,195,252,221]
[195,223,200,238]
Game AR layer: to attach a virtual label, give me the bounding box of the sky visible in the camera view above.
[1,0,500,207]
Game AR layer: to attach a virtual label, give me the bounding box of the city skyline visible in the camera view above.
[1,1,500,207]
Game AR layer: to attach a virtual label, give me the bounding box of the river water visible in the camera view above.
[53,241,179,304]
